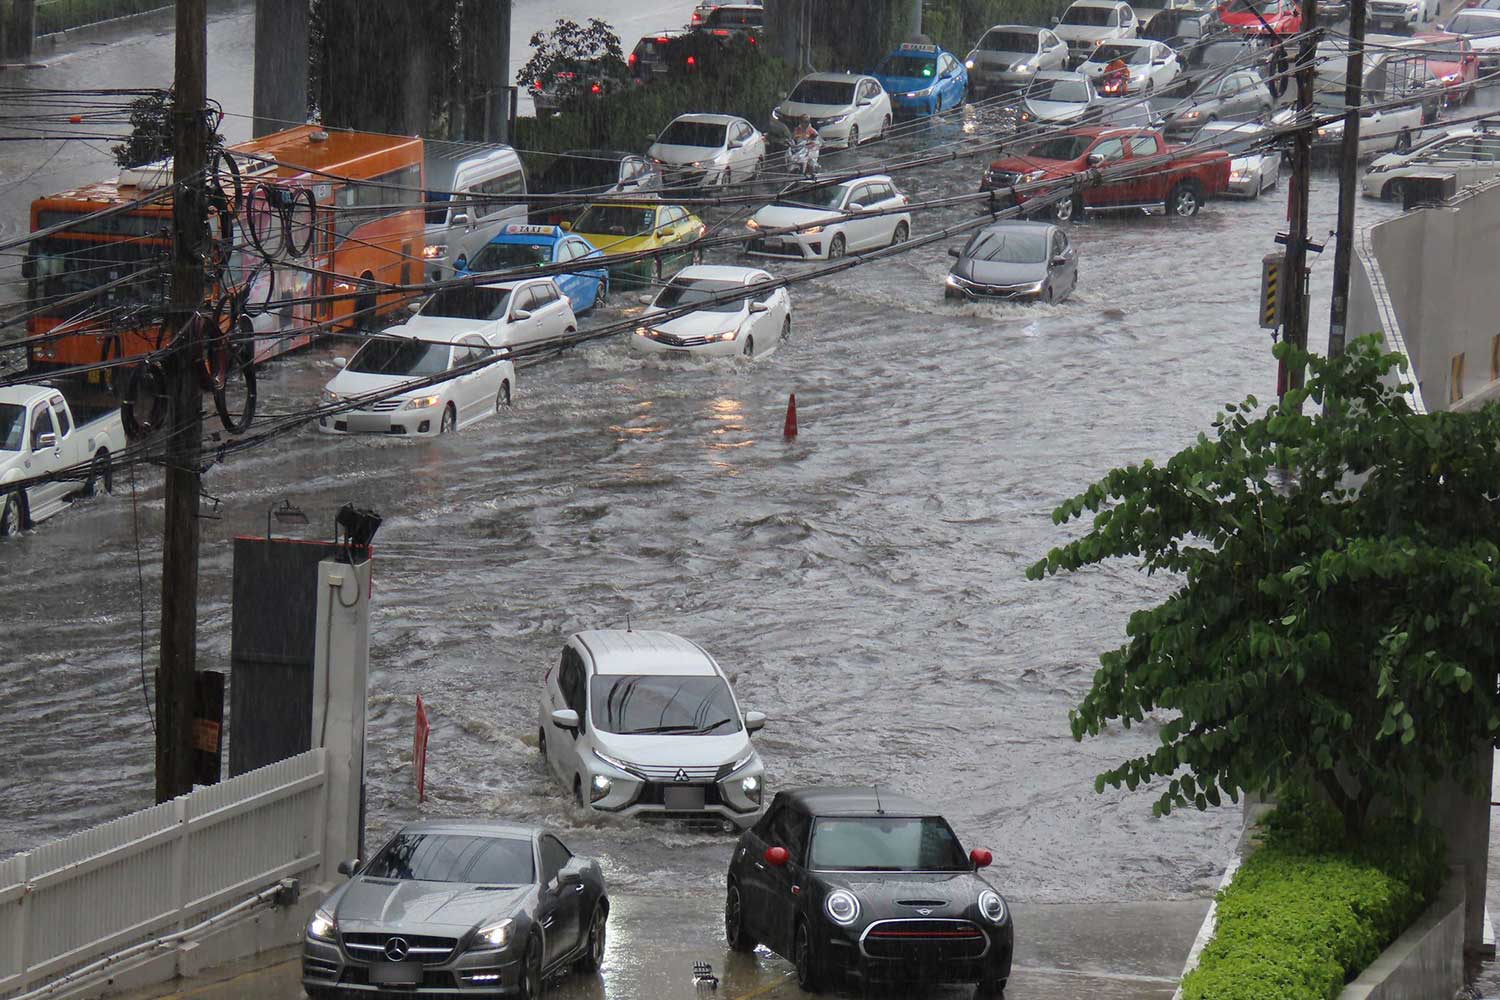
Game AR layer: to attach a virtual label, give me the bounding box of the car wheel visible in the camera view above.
[574,775,585,807]
[794,922,827,993]
[83,448,113,497]
[828,233,847,259]
[752,156,764,178]
[742,335,754,357]
[976,976,1008,998]
[496,380,511,411]
[595,280,609,309]
[1387,179,1408,203]
[577,902,607,972]
[780,316,792,342]
[721,167,733,188]
[725,882,759,952]
[891,220,909,246]
[538,726,547,762]
[1053,195,1082,223]
[355,272,377,332]
[520,936,544,999]
[440,404,456,434]
[1044,284,1055,304]
[1167,181,1202,218]
[454,255,467,274]
[847,125,859,149]
[0,490,25,537]
[880,114,891,139]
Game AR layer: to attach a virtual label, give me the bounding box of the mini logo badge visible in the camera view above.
[384,937,410,962]
[918,908,933,916]
[674,768,690,782]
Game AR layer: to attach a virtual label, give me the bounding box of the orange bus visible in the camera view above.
[24,125,425,373]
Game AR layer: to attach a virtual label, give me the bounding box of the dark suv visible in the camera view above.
[724,787,1013,995]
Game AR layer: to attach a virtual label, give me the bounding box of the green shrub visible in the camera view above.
[1180,797,1445,1000]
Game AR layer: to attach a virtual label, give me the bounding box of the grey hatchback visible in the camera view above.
[303,821,608,999]
[944,221,1078,302]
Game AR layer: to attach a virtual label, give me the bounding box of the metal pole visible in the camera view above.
[158,0,209,803]
[1327,0,1366,358]
[910,0,923,37]
[1281,0,1320,401]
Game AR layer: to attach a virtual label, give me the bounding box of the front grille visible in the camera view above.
[339,967,457,988]
[648,331,712,347]
[356,400,402,413]
[986,170,1022,187]
[633,762,724,781]
[1371,2,1407,12]
[341,932,458,964]
[860,919,989,962]
[637,781,726,806]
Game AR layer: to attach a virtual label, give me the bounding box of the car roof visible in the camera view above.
[572,629,718,676]
[798,71,870,83]
[1068,0,1130,8]
[394,819,541,839]
[579,200,670,210]
[492,224,565,243]
[983,23,1046,32]
[671,264,773,282]
[1034,69,1089,80]
[669,112,741,125]
[783,786,939,817]
[977,219,1056,235]
[1093,36,1154,46]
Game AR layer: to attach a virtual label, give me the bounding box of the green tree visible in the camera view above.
[112,92,174,170]
[516,18,628,112]
[1028,338,1500,837]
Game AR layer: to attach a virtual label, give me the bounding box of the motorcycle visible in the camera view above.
[787,134,821,178]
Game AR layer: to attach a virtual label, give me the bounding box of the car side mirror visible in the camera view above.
[1051,14,1061,23]
[1052,253,1069,265]
[333,356,347,368]
[646,133,658,142]
[37,432,56,450]
[1087,153,1106,166]
[638,293,655,305]
[744,710,767,732]
[510,308,532,321]
[555,858,588,892]
[765,846,789,867]
[749,301,770,314]
[407,301,422,313]
[947,247,961,258]
[559,221,573,231]
[550,707,579,734]
[337,858,360,877]
[847,202,865,212]
[970,848,993,869]
[729,138,743,148]
[452,212,470,227]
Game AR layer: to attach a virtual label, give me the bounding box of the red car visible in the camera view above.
[981,126,1232,222]
[1219,0,1302,34]
[1410,32,1478,104]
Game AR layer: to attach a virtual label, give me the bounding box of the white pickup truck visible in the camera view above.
[0,383,126,536]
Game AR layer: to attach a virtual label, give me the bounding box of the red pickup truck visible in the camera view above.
[981,126,1232,222]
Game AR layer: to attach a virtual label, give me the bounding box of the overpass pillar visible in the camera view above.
[2,0,36,61]
[252,0,308,136]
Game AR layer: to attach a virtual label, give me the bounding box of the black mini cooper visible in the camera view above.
[723,786,1013,995]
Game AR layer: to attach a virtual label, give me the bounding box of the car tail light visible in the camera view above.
[629,53,638,68]
[713,28,730,35]
[591,82,602,95]
[686,55,697,68]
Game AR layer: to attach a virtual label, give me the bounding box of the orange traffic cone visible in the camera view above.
[783,393,798,438]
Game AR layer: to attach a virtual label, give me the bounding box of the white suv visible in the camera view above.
[539,630,768,829]
[1053,0,1139,65]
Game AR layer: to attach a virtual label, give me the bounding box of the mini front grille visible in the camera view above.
[860,919,989,962]
[897,899,950,907]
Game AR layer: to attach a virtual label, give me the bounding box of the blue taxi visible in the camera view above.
[872,41,968,117]
[461,224,610,313]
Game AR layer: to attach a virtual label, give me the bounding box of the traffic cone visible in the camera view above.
[783,393,798,438]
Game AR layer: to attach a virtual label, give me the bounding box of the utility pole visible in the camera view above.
[1327,0,1366,358]
[158,0,209,803]
[1279,0,1321,403]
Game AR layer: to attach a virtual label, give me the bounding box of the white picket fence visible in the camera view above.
[0,749,327,998]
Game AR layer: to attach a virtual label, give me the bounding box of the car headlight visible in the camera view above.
[421,244,446,260]
[403,395,441,409]
[473,918,514,951]
[946,273,968,288]
[593,749,645,777]
[1367,162,1389,174]
[802,225,823,236]
[825,889,860,925]
[634,325,655,338]
[771,107,783,120]
[308,909,336,941]
[1012,61,1036,73]
[978,890,1008,924]
[906,86,933,97]
[741,774,762,803]
[320,389,340,405]
[965,56,976,69]
[591,774,612,802]
[1022,169,1046,182]
[1180,110,1201,120]
[826,113,849,124]
[746,218,761,231]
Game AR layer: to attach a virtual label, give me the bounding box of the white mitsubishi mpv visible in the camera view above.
[538,629,767,829]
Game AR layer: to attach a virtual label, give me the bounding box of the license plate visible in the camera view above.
[346,414,390,433]
[762,238,784,250]
[664,786,706,810]
[368,962,421,985]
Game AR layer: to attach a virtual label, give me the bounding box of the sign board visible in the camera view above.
[898,42,940,53]
[1260,253,1283,329]
[505,224,560,237]
[193,670,225,786]
[414,695,430,803]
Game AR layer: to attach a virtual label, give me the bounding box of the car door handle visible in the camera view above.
[753,861,766,870]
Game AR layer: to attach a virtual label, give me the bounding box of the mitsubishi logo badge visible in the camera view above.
[384,937,410,962]
[674,768,690,782]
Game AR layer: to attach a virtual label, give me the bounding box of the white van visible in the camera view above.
[423,141,527,282]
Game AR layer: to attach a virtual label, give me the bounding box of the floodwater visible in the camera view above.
[0,0,1413,917]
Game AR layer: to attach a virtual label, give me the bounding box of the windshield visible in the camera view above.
[706,8,762,26]
[1025,134,1095,160]
[346,338,451,377]
[536,156,620,193]
[1448,12,1500,33]
[419,286,510,320]
[363,833,535,884]
[1225,0,1282,10]
[1092,43,1151,63]
[589,674,744,735]
[880,55,937,78]
[964,228,1049,263]
[789,79,856,105]
[1199,126,1265,154]
[1040,79,1092,102]
[0,404,23,452]
[1062,5,1117,26]
[26,232,168,319]
[1195,42,1254,67]
[469,242,550,272]
[653,277,747,314]
[1144,11,1195,38]
[809,816,970,872]
[659,120,728,148]
[424,191,451,225]
[573,205,657,236]
[781,184,847,210]
[978,30,1038,53]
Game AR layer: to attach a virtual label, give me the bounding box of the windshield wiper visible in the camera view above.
[693,718,735,734]
[624,724,702,734]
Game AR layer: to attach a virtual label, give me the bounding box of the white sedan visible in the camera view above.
[646,113,767,187]
[1193,121,1281,197]
[745,174,911,260]
[411,279,577,352]
[632,265,791,358]
[318,325,515,436]
[1077,39,1180,95]
[769,72,893,149]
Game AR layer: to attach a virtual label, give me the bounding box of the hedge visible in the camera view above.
[36,0,170,35]
[1180,796,1446,1000]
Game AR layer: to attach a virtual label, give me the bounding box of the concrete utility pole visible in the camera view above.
[1279,0,1320,403]
[252,0,308,136]
[3,0,37,61]
[1326,0,1366,358]
[158,0,209,803]
[909,0,923,36]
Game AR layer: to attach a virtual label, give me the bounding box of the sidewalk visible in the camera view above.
[119,893,1208,1000]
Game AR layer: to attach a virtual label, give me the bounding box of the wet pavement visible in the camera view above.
[117,894,1207,1000]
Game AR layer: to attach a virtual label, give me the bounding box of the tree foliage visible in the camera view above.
[1028,338,1500,835]
[112,92,174,170]
[516,18,628,109]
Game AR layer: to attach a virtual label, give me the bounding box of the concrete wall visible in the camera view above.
[1339,873,1466,1000]
[1350,176,1500,413]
